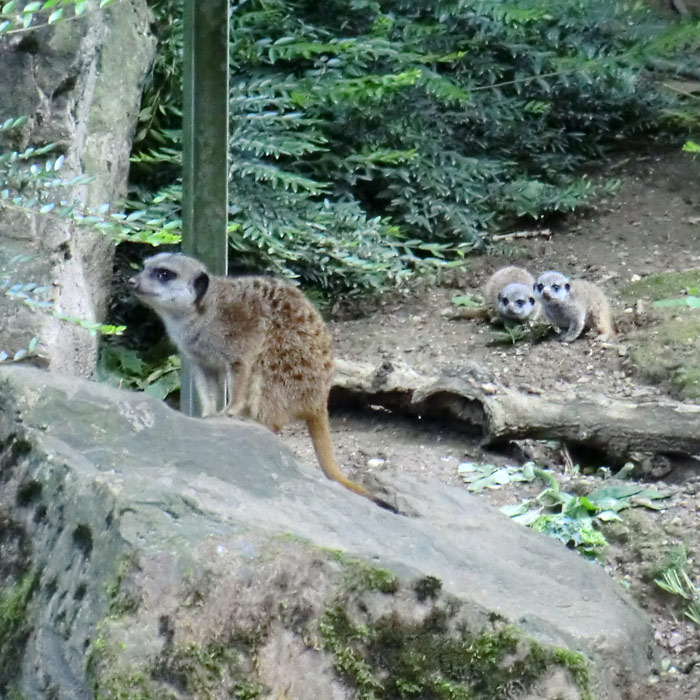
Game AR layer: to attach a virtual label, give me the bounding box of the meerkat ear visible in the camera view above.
[193,272,209,305]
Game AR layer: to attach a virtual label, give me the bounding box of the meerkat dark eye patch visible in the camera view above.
[535,283,543,292]
[500,297,508,306]
[565,283,571,292]
[151,267,176,282]
[529,297,535,305]
[193,271,209,305]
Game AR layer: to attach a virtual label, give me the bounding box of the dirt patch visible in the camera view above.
[283,148,700,699]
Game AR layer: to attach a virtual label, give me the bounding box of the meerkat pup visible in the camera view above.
[450,265,539,326]
[534,270,614,343]
[129,252,395,512]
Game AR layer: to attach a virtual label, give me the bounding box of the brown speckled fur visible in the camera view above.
[130,253,395,512]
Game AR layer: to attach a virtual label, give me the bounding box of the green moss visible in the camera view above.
[94,670,171,700]
[6,689,28,700]
[413,575,443,602]
[675,367,700,398]
[105,554,141,616]
[88,635,163,700]
[88,542,592,700]
[91,636,267,700]
[325,549,400,594]
[0,572,39,691]
[553,647,591,696]
[621,270,700,301]
[320,606,593,700]
[154,641,265,699]
[628,316,700,399]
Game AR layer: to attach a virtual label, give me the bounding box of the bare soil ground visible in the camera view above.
[283,149,700,700]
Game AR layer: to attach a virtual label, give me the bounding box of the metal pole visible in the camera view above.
[180,0,229,416]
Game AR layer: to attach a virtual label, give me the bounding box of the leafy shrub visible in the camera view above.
[130,0,698,297]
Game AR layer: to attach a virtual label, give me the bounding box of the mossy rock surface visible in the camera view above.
[622,270,700,399]
[621,270,700,301]
[0,366,657,699]
[90,539,593,700]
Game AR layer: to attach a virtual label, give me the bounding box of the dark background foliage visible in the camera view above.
[128,0,697,297]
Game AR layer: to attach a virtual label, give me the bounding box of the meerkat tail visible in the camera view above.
[305,412,398,513]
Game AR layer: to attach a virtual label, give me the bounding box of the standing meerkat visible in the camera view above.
[129,252,395,512]
[449,265,540,326]
[534,270,614,343]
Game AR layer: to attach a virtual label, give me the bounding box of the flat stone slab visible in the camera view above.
[0,366,655,699]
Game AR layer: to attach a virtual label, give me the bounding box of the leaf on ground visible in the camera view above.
[451,294,481,308]
[652,296,700,308]
[458,462,536,492]
[587,483,672,512]
[143,371,180,400]
[531,513,607,552]
[596,510,623,522]
[500,501,534,518]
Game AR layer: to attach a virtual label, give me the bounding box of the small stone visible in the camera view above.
[669,632,685,649]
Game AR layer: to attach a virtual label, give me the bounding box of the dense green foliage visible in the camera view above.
[0,0,116,33]
[0,0,697,302]
[131,0,698,296]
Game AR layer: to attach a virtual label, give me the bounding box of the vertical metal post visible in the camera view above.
[181,0,230,416]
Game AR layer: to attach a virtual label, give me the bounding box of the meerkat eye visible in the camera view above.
[152,267,176,283]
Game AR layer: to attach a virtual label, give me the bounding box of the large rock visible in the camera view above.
[0,366,656,699]
[0,1,155,375]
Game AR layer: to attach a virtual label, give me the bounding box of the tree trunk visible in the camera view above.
[333,359,700,460]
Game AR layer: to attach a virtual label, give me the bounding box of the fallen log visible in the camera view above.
[332,358,700,460]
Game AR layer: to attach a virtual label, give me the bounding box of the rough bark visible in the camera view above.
[333,358,700,459]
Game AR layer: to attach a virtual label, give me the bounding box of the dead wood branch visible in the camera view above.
[333,359,700,460]
[491,228,552,241]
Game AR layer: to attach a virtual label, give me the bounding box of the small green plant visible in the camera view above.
[461,462,672,557]
[97,346,180,400]
[0,571,38,692]
[656,564,700,627]
[489,322,551,346]
[499,468,609,557]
